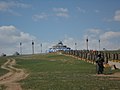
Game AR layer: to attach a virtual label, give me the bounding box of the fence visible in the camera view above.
[62,50,120,63]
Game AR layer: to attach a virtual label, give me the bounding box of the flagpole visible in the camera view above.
[75,43,77,50]
[86,37,88,50]
[99,39,100,51]
[41,43,42,53]
[20,42,22,55]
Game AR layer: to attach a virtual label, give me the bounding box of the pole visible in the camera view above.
[20,42,22,55]
[99,39,100,51]
[86,37,88,50]
[75,43,77,50]
[32,40,34,54]
[41,43,42,53]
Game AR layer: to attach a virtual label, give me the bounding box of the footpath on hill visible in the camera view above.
[0,58,28,90]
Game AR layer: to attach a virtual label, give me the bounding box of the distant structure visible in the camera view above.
[1,53,6,57]
[13,52,20,56]
[48,41,71,53]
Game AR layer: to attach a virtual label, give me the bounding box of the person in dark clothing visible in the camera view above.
[96,54,104,74]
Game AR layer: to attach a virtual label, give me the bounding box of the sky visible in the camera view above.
[0,0,120,55]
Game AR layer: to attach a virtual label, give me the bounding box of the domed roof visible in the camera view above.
[48,41,71,52]
[57,41,63,46]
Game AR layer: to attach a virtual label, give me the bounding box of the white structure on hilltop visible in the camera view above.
[48,41,71,52]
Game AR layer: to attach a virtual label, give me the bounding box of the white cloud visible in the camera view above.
[84,29,120,50]
[32,8,69,21]
[53,8,68,13]
[99,31,120,50]
[53,8,69,18]
[77,7,100,14]
[15,2,31,8]
[46,30,120,52]
[77,7,86,13]
[0,25,36,43]
[0,25,16,30]
[87,28,101,35]
[32,13,49,21]
[0,1,12,11]
[94,10,100,13]
[103,18,113,22]
[56,13,69,18]
[0,1,31,15]
[100,31,120,40]
[0,26,57,55]
[0,1,31,10]
[114,10,120,21]
[63,37,76,49]
[0,25,36,55]
[0,26,119,55]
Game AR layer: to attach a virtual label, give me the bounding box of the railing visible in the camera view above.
[62,50,120,63]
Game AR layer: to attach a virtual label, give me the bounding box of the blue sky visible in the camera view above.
[0,0,120,55]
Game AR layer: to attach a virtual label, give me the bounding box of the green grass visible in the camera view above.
[0,57,9,90]
[0,54,120,90]
[12,53,120,90]
[0,85,6,90]
[0,57,8,76]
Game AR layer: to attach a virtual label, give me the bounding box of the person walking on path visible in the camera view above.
[96,54,104,74]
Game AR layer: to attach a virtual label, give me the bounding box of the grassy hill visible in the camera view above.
[0,53,120,90]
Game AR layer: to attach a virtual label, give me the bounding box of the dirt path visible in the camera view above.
[94,72,120,80]
[0,58,28,90]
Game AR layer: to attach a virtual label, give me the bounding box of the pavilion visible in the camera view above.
[48,41,71,53]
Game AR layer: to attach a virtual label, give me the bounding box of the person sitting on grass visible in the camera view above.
[96,54,104,74]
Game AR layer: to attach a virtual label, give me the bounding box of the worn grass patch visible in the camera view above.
[14,53,120,90]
